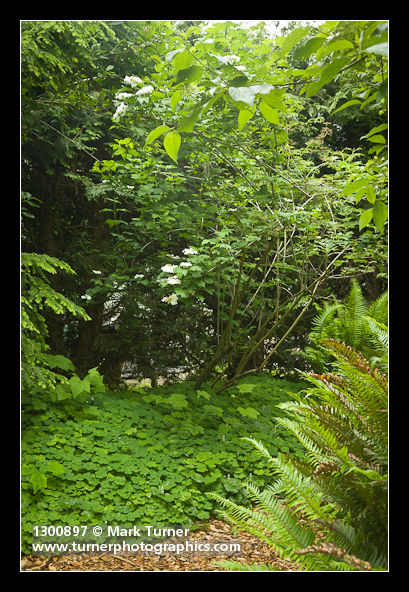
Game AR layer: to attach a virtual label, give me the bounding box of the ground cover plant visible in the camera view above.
[21,375,307,554]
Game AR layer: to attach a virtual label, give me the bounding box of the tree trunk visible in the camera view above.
[193,343,234,389]
[72,301,104,375]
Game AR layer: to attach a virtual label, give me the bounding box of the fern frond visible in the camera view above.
[367,291,388,326]
[339,279,368,349]
[214,560,278,571]
[364,317,388,348]
[210,340,388,571]
[240,437,276,465]
[270,454,338,523]
[310,301,343,340]
[294,542,372,571]
[321,339,388,394]
[206,492,289,557]
[274,416,329,466]
[243,481,316,549]
[364,316,388,373]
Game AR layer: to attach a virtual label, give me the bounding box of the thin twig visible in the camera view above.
[39,120,100,162]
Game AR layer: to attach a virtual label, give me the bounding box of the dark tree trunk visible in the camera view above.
[72,301,104,375]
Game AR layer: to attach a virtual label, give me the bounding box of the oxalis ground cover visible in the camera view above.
[21,374,308,555]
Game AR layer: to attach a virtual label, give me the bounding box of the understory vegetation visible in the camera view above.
[21,375,307,553]
[21,19,388,571]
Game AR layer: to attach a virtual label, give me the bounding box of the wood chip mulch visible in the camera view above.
[21,519,301,572]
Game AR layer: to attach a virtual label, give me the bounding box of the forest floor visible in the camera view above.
[21,517,301,572]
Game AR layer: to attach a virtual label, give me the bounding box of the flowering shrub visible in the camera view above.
[158,247,199,305]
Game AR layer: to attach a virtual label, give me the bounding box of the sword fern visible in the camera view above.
[306,280,388,372]
[208,340,388,571]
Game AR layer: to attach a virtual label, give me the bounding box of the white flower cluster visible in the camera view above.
[123,75,143,86]
[166,276,181,285]
[113,102,127,121]
[217,54,240,65]
[161,264,178,273]
[115,92,133,100]
[136,85,154,96]
[160,247,198,306]
[161,293,178,306]
[113,77,154,120]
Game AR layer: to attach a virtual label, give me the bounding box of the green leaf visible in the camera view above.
[203,404,224,417]
[237,383,257,393]
[163,131,181,163]
[21,464,33,476]
[259,101,279,125]
[280,27,310,56]
[340,178,369,196]
[166,48,185,62]
[305,57,350,97]
[321,57,351,83]
[332,99,361,115]
[85,368,106,392]
[167,393,188,409]
[359,208,373,231]
[317,39,354,58]
[377,79,388,101]
[173,49,194,72]
[238,109,255,131]
[178,105,202,133]
[366,134,386,144]
[365,186,376,204]
[46,461,65,475]
[176,65,203,84]
[292,36,326,60]
[55,384,70,401]
[145,124,170,146]
[43,354,76,372]
[223,477,242,493]
[364,42,388,57]
[197,390,211,400]
[261,90,286,112]
[69,375,89,398]
[229,75,250,88]
[237,406,260,419]
[354,187,367,204]
[105,219,126,228]
[361,123,388,140]
[170,90,182,113]
[372,199,388,233]
[30,472,47,494]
